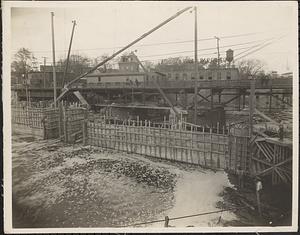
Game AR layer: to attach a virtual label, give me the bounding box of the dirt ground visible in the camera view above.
[11,132,291,228]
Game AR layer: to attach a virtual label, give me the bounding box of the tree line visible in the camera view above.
[11,47,270,80]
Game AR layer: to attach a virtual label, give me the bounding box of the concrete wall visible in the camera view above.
[187,107,225,127]
[101,107,170,122]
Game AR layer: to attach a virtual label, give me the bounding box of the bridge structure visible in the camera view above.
[12,78,293,112]
[11,77,294,186]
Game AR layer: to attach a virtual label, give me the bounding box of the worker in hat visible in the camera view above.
[255,176,263,217]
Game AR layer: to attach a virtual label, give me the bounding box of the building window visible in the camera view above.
[191,73,196,80]
[226,71,231,80]
[200,76,204,80]
[208,71,212,80]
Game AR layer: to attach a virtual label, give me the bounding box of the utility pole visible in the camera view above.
[51,12,57,108]
[42,56,47,88]
[214,36,220,68]
[62,20,76,87]
[249,77,255,137]
[193,6,198,124]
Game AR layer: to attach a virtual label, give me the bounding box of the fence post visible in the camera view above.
[64,116,68,143]
[83,120,87,145]
[58,102,63,139]
[82,110,88,145]
[210,126,213,168]
[42,115,47,140]
[164,216,169,227]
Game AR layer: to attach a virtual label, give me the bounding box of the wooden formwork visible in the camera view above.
[250,137,292,185]
[11,105,59,139]
[58,104,88,143]
[226,134,250,173]
[11,102,88,142]
[83,118,249,171]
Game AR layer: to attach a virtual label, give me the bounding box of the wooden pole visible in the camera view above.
[210,89,214,109]
[210,126,213,167]
[51,12,57,108]
[193,6,198,124]
[269,88,273,112]
[62,20,76,87]
[42,56,47,88]
[249,78,255,137]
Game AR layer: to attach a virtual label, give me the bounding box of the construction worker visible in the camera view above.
[255,176,263,216]
[279,121,284,140]
[237,166,245,189]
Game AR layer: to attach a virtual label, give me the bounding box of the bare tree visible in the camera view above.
[58,54,93,77]
[11,48,37,76]
[142,60,156,71]
[237,59,266,79]
[94,54,116,72]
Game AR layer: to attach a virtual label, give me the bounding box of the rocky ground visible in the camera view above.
[11,132,291,229]
[12,134,178,228]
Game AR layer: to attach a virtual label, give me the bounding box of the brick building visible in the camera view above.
[153,64,240,81]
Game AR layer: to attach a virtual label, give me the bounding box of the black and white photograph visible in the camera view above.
[3,1,298,233]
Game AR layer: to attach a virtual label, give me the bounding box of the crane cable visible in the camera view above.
[234,35,287,61]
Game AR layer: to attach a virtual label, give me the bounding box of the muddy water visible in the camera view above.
[164,171,236,227]
[12,133,236,228]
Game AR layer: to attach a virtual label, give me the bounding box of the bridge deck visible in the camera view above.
[12,78,293,92]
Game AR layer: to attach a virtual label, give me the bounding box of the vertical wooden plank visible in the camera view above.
[210,126,213,168]
[82,119,87,145]
[103,120,106,148]
[126,120,129,152]
[159,127,162,159]
[154,127,157,157]
[99,120,102,147]
[64,116,68,143]
[108,118,111,149]
[95,122,98,147]
[129,120,132,153]
[148,120,151,156]
[179,128,183,162]
[190,127,193,164]
[234,137,238,172]
[140,120,143,154]
[104,119,107,148]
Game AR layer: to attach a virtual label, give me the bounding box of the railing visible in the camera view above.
[11,78,292,91]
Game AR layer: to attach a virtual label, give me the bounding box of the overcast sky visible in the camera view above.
[10,1,298,74]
